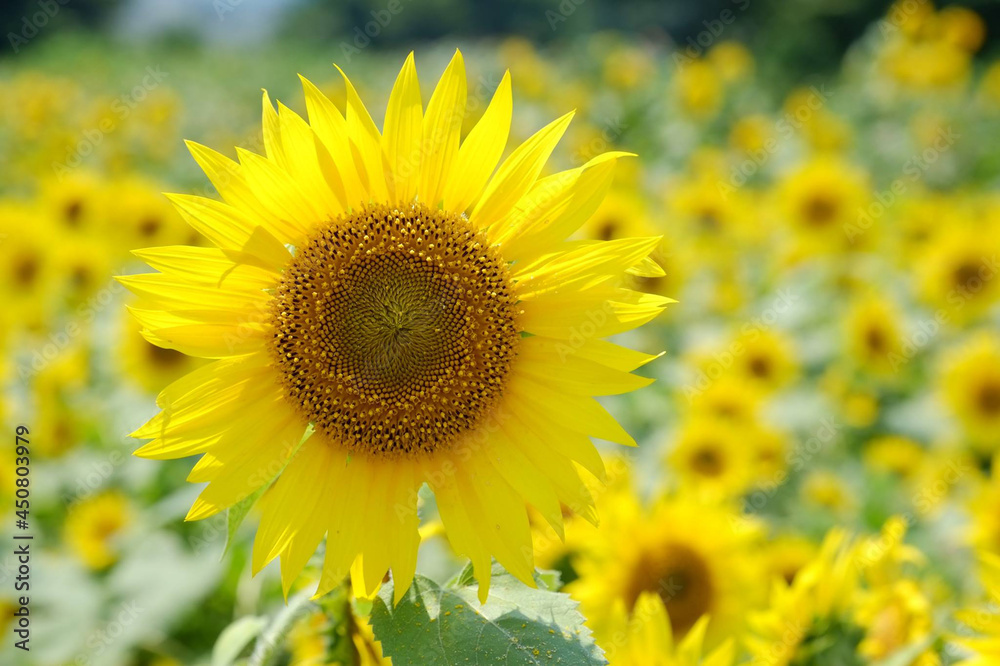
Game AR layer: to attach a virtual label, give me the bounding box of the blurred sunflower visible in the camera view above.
[954,552,1000,665]
[764,534,818,586]
[731,328,798,394]
[941,333,1000,448]
[124,51,668,602]
[120,313,203,394]
[569,493,763,648]
[863,435,926,481]
[778,157,868,256]
[669,416,754,499]
[746,529,864,665]
[603,593,736,666]
[918,227,1000,323]
[843,293,906,379]
[64,490,133,570]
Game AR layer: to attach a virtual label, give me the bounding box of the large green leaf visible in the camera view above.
[370,562,606,666]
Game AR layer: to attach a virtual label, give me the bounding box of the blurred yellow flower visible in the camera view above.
[863,435,926,480]
[707,41,753,84]
[669,416,754,499]
[673,60,723,119]
[778,157,869,255]
[941,333,1000,447]
[64,490,132,570]
[570,493,763,649]
[844,293,906,378]
[746,528,862,665]
[603,594,736,666]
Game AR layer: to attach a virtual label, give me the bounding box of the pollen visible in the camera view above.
[268,202,521,458]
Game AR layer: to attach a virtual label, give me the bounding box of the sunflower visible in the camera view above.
[64,490,133,570]
[603,593,736,666]
[685,375,762,425]
[764,534,818,586]
[38,170,106,235]
[968,455,1000,555]
[124,51,668,603]
[954,551,1000,665]
[863,435,926,481]
[843,293,906,379]
[668,416,754,499]
[0,202,56,331]
[917,227,1000,323]
[568,493,763,648]
[120,312,203,394]
[746,528,864,666]
[673,60,724,120]
[941,333,1000,448]
[731,328,798,394]
[778,157,868,255]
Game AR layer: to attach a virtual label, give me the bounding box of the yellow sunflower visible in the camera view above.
[668,416,754,499]
[941,333,1000,448]
[124,51,668,603]
[64,490,133,570]
[917,226,1000,323]
[603,593,736,666]
[731,328,798,394]
[568,493,763,648]
[844,293,906,379]
[778,157,869,255]
[746,528,863,666]
[863,435,927,481]
[120,312,203,394]
[954,551,1000,665]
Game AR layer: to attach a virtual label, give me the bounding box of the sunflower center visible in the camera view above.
[269,202,520,458]
[690,445,725,477]
[953,261,982,292]
[803,193,838,226]
[865,325,888,354]
[748,354,772,379]
[977,380,1000,417]
[626,542,714,637]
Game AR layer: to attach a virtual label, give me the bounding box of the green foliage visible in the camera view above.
[370,562,606,666]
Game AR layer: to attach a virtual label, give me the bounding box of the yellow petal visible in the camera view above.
[381,51,423,204]
[418,50,467,206]
[469,111,574,230]
[299,74,367,206]
[441,71,511,213]
[334,64,390,202]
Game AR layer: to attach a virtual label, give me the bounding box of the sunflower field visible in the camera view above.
[2,0,1000,664]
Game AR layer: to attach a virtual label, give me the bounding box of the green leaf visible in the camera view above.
[371,562,606,666]
[212,615,267,666]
